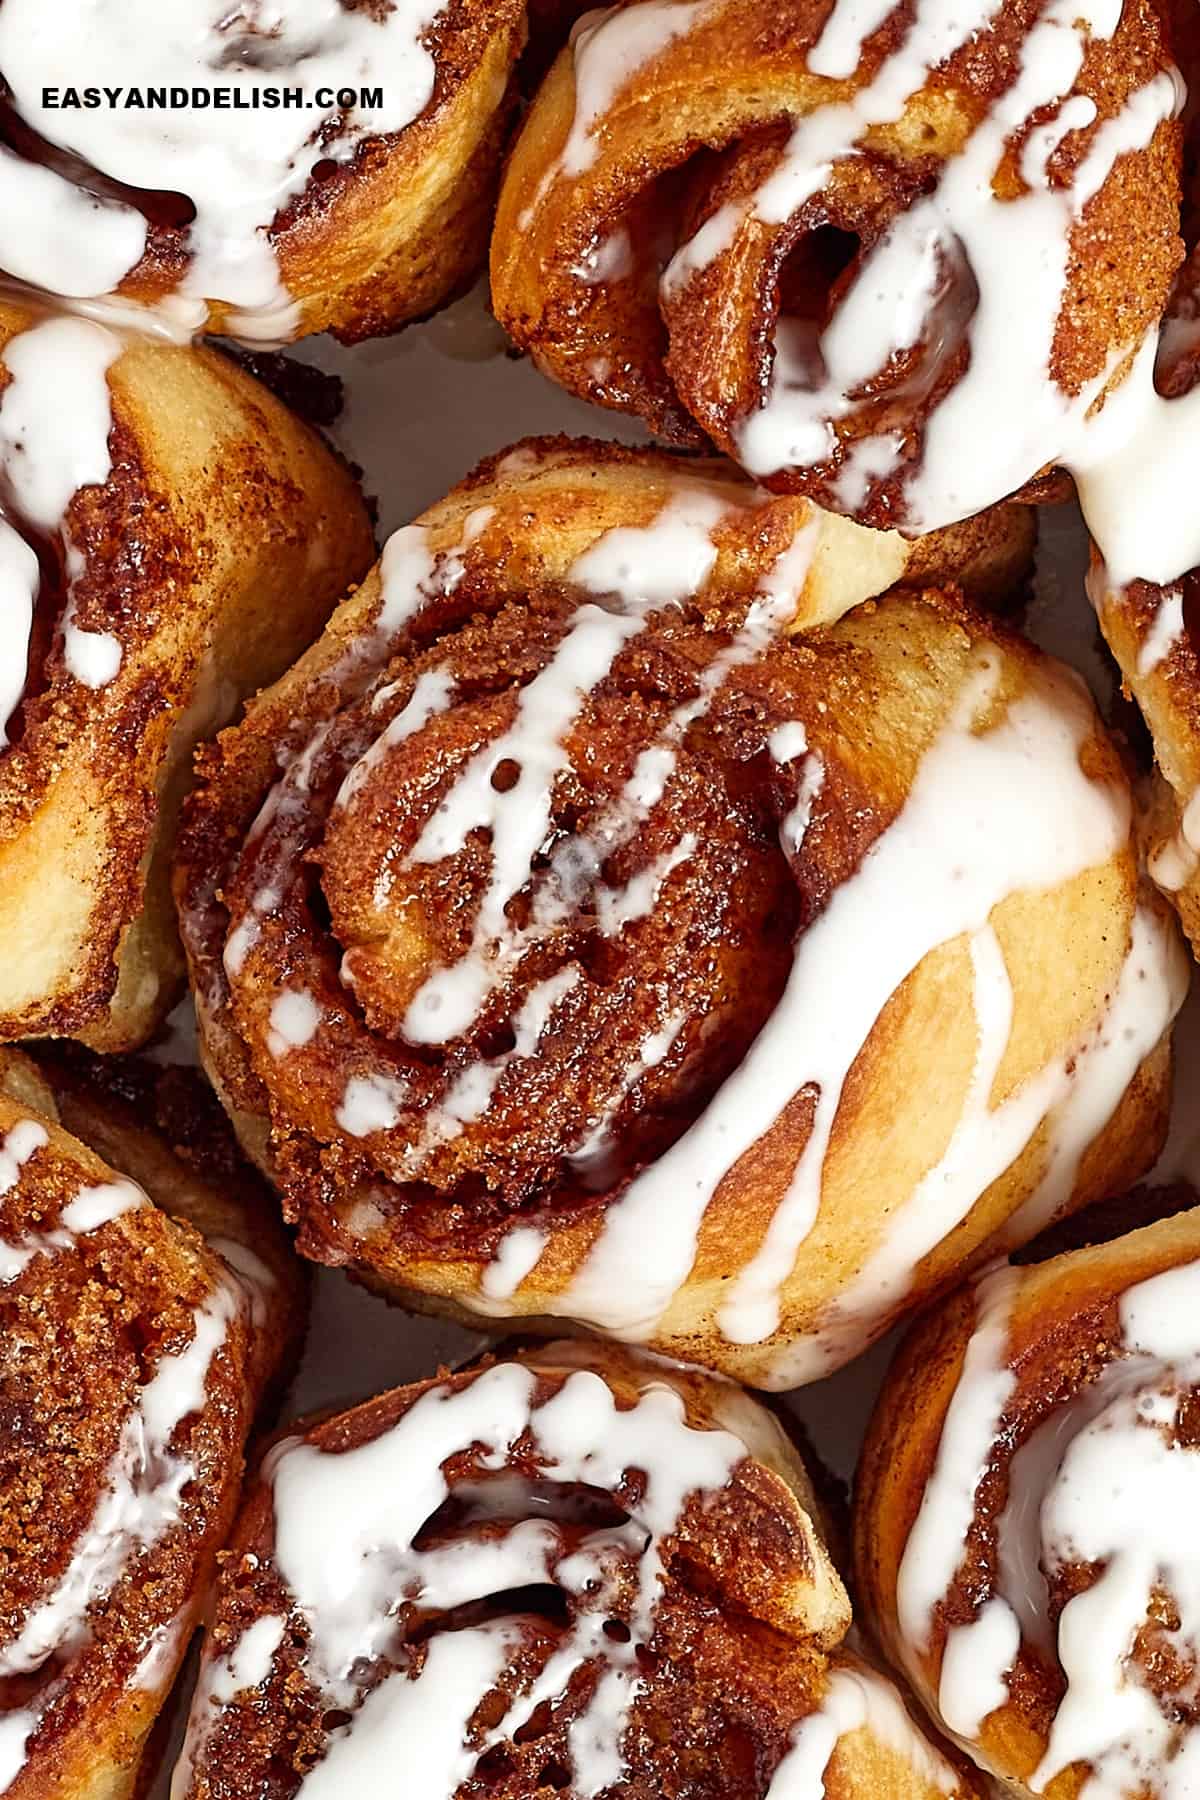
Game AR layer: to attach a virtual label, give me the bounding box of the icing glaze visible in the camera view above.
[895,1253,1200,1797]
[539,0,1200,591]
[176,1358,750,1795]
[553,653,1166,1369]
[0,315,124,732]
[198,470,1179,1380]
[2,1261,243,1792]
[765,1664,959,1798]
[0,0,457,338]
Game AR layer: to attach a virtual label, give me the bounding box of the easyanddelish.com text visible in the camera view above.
[40,85,384,112]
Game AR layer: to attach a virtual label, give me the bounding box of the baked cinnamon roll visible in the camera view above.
[1087,563,1200,957]
[0,1042,306,1800]
[0,295,372,1052]
[1080,27,1200,962]
[856,1200,1200,1798]
[171,1339,980,1799]
[0,0,527,345]
[491,0,1182,533]
[174,437,1185,1389]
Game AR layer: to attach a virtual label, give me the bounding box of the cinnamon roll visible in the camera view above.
[856,1200,1200,1798]
[0,295,372,1052]
[0,1042,306,1800]
[171,1339,980,1799]
[174,436,1185,1389]
[0,0,527,345]
[1087,564,1200,957]
[491,0,1182,533]
[1079,28,1200,962]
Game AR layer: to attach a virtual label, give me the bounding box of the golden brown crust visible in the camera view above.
[856,1204,1200,1799]
[1090,563,1200,957]
[173,1340,981,1798]
[173,435,1176,1388]
[0,1042,306,1800]
[491,0,1180,526]
[248,0,527,344]
[0,297,373,1051]
[29,1041,310,1405]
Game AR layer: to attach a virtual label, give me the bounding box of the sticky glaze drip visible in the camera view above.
[0,313,124,737]
[0,0,458,339]
[1137,586,1186,676]
[764,1664,959,1797]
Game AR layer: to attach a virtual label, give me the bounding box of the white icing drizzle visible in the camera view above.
[132,1609,191,1694]
[336,1071,408,1138]
[1073,339,1200,589]
[216,1359,746,1796]
[564,1010,687,1187]
[478,1225,548,1301]
[0,1118,46,1194]
[376,968,583,1175]
[223,882,281,979]
[1137,586,1186,676]
[1029,1264,1200,1797]
[736,44,1176,527]
[895,1263,1019,1655]
[0,1151,147,1286]
[563,3,709,177]
[399,488,731,1045]
[267,988,322,1060]
[520,0,711,226]
[764,1663,959,1797]
[399,602,649,1040]
[547,0,1200,593]
[0,521,37,746]
[170,1614,289,1800]
[60,1179,144,1233]
[1,1271,243,1790]
[0,315,123,717]
[1148,786,1200,896]
[0,0,457,339]
[769,721,825,855]
[338,668,456,814]
[987,902,1189,1250]
[573,227,635,285]
[788,903,1187,1380]
[651,0,1178,518]
[298,1625,523,1800]
[0,1718,31,1798]
[547,654,1158,1365]
[595,833,696,933]
[896,1252,1200,1796]
[937,1597,1021,1740]
[212,1614,288,1705]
